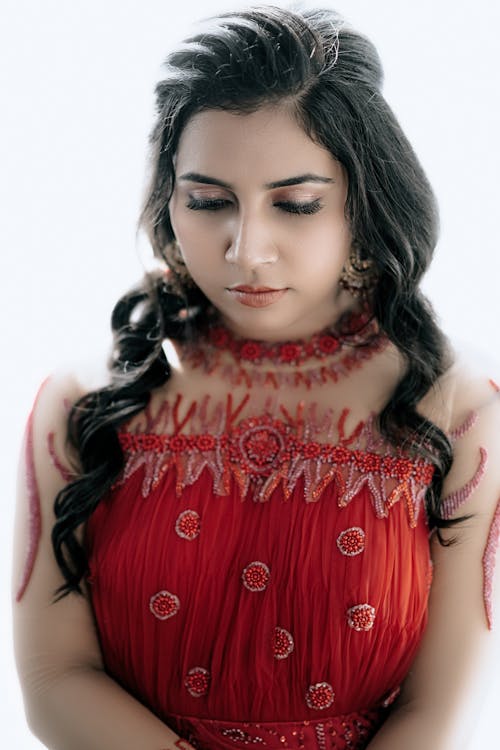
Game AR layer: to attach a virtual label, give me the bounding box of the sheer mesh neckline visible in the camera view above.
[193,307,381,367]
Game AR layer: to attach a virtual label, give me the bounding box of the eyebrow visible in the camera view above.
[178,172,335,189]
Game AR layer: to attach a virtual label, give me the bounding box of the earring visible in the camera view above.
[339,243,378,297]
[164,240,196,295]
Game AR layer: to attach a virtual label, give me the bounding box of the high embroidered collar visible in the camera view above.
[199,308,381,367]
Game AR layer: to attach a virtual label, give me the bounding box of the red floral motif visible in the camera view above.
[196,434,216,451]
[184,667,210,697]
[273,627,294,659]
[279,343,302,362]
[169,434,189,452]
[139,434,162,451]
[149,590,180,620]
[305,682,335,710]
[346,604,376,631]
[240,341,263,361]
[317,335,340,354]
[303,442,322,458]
[175,510,201,541]
[209,328,230,348]
[330,445,353,464]
[242,561,271,592]
[353,451,382,473]
[413,461,435,483]
[235,421,287,474]
[336,527,366,557]
[380,456,412,480]
[118,432,134,450]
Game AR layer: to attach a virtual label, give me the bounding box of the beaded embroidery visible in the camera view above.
[149,590,180,620]
[16,378,53,602]
[274,627,295,659]
[16,393,44,602]
[242,561,271,592]
[380,685,401,708]
[336,527,366,557]
[441,447,488,519]
[346,604,376,632]
[175,510,201,540]
[482,497,500,630]
[305,682,335,710]
[191,711,384,749]
[178,322,388,391]
[184,667,210,697]
[220,728,265,744]
[115,395,435,528]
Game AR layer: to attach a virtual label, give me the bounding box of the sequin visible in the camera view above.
[336,527,366,557]
[274,627,294,659]
[236,420,287,474]
[184,667,210,697]
[116,394,435,521]
[305,682,335,710]
[175,509,201,541]
[220,728,265,744]
[149,590,180,620]
[242,561,271,592]
[314,723,326,750]
[347,604,376,631]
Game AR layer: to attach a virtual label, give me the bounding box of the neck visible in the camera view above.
[170,306,386,390]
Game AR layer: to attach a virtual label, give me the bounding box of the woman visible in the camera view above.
[12,5,500,749]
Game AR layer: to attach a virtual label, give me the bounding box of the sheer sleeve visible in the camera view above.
[368,367,500,750]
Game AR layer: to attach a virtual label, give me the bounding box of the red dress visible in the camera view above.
[85,328,434,750]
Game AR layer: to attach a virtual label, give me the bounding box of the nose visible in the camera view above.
[224,211,279,270]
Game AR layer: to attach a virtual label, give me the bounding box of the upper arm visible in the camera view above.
[12,372,105,717]
[396,368,500,745]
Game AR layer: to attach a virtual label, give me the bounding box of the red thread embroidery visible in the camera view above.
[176,319,387,391]
[16,377,51,602]
[115,396,434,527]
[482,498,500,630]
[441,447,488,519]
[489,379,499,393]
[47,432,74,482]
[448,410,478,442]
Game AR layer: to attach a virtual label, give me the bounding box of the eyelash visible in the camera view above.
[185,198,324,215]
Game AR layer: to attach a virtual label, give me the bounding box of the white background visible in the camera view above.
[1,1,499,747]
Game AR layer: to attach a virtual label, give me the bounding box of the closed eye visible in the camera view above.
[274,200,323,215]
[185,197,324,215]
[186,198,232,211]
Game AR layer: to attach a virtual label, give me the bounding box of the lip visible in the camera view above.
[230,285,283,292]
[227,287,288,308]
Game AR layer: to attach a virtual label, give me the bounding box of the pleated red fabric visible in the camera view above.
[85,403,434,749]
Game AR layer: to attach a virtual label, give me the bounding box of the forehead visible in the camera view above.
[174,106,343,183]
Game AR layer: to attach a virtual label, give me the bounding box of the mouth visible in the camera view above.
[229,285,285,293]
[226,286,289,308]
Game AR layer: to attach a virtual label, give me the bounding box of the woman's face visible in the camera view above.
[168,105,354,341]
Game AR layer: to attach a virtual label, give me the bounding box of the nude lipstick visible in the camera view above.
[228,286,288,308]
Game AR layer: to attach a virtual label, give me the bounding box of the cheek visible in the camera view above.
[292,219,351,268]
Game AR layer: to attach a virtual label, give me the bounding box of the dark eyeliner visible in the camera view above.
[186,197,231,211]
[275,199,323,215]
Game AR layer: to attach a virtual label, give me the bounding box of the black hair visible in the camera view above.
[52,5,468,599]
